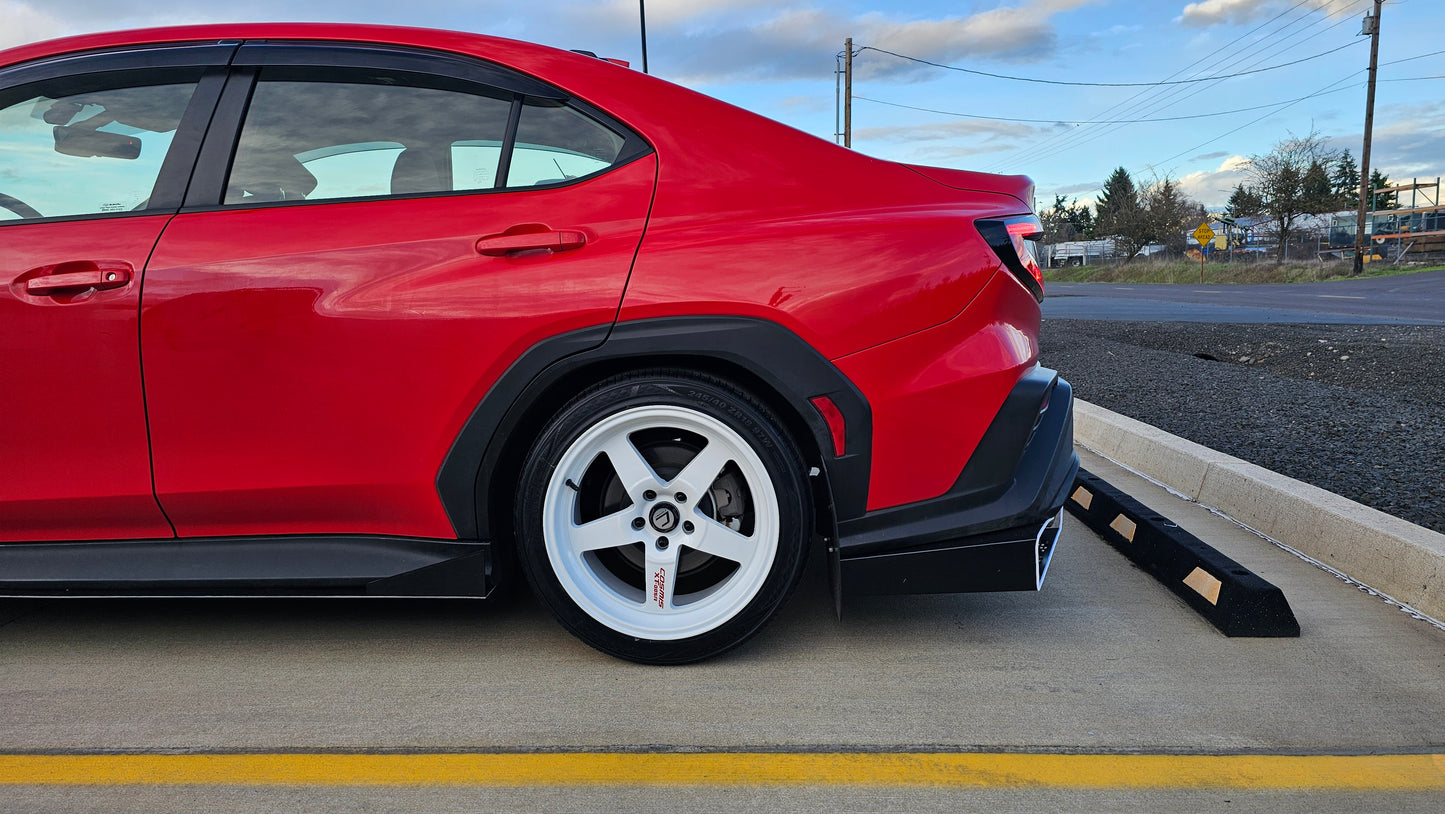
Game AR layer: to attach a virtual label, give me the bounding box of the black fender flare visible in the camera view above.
[435,316,872,542]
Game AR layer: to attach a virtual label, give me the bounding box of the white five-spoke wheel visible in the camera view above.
[516,372,810,664]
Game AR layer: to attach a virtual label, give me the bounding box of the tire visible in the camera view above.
[515,370,811,664]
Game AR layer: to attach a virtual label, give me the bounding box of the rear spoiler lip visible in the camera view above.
[900,163,1034,208]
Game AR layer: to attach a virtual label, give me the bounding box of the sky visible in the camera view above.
[2,0,1441,210]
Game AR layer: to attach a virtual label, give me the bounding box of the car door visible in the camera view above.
[142,44,656,540]
[0,46,228,542]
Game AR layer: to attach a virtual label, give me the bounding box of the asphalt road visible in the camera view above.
[1,451,1441,811]
[1044,268,1445,324]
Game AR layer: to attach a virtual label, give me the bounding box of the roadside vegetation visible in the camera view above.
[1041,132,1431,275]
[1042,260,1444,285]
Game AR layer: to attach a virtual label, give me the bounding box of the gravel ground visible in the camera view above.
[1039,319,1445,535]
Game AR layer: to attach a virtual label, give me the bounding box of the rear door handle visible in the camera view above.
[24,262,133,295]
[475,229,586,257]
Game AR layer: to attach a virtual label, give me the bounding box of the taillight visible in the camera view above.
[977,215,1045,302]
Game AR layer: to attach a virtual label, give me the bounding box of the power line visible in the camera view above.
[1380,48,1445,66]
[854,40,1361,87]
[1007,3,1367,170]
[1140,69,1366,173]
[1137,50,1445,176]
[978,0,1360,171]
[853,84,1366,125]
[984,0,1368,172]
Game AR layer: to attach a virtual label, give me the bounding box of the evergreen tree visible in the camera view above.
[1302,159,1336,213]
[1095,167,1148,261]
[1040,194,1075,242]
[1066,200,1095,239]
[1370,169,1398,209]
[1095,167,1137,224]
[1331,151,1360,207]
[1225,183,1263,219]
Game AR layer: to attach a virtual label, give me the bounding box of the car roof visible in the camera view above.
[0,23,558,73]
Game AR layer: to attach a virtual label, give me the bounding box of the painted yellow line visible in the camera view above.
[0,753,1442,790]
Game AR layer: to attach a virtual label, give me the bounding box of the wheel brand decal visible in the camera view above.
[652,567,666,608]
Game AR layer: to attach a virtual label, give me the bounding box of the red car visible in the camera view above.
[0,24,1076,663]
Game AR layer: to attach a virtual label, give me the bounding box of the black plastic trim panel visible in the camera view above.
[841,517,1060,596]
[837,368,1077,559]
[436,317,873,540]
[0,42,239,86]
[231,42,564,99]
[0,536,492,597]
[181,66,256,208]
[147,66,229,211]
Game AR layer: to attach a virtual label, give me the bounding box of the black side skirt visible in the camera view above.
[0,536,492,597]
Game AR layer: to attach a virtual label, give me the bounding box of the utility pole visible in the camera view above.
[1352,0,1383,276]
[639,0,649,74]
[843,37,853,148]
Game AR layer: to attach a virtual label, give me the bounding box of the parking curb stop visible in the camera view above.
[1073,399,1445,625]
[1067,468,1300,637]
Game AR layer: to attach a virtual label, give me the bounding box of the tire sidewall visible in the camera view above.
[516,373,810,664]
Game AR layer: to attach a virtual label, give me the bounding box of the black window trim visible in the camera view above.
[0,44,237,228]
[230,42,566,101]
[0,42,239,87]
[179,41,654,213]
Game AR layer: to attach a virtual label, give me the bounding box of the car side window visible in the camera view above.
[224,69,511,205]
[0,77,199,221]
[505,101,625,188]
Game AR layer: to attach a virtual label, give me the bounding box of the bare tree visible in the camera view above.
[1243,131,1340,263]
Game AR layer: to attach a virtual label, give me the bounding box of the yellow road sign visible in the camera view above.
[1192,222,1215,247]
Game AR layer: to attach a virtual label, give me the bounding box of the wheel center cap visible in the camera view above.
[649,502,680,533]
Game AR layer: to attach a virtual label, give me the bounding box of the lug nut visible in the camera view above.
[632,517,645,530]
[675,492,687,503]
[643,489,657,501]
[682,521,694,534]
[656,536,669,550]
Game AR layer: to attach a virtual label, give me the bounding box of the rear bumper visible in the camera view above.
[833,366,1078,597]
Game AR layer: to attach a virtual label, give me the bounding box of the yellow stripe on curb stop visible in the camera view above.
[0,753,1442,790]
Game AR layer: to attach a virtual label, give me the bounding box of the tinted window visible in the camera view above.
[225,70,511,205]
[0,77,197,221]
[506,101,625,187]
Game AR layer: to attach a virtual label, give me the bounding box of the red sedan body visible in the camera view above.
[0,25,1076,662]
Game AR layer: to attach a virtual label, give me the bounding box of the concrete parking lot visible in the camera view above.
[1,449,1442,811]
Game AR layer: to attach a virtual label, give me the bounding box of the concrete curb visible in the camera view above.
[1073,399,1445,624]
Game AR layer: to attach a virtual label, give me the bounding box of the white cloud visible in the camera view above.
[1347,100,1445,181]
[1176,154,1250,207]
[595,0,776,28]
[854,118,1053,159]
[1179,0,1359,28]
[640,0,1105,84]
[856,119,1043,143]
[0,1,66,51]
